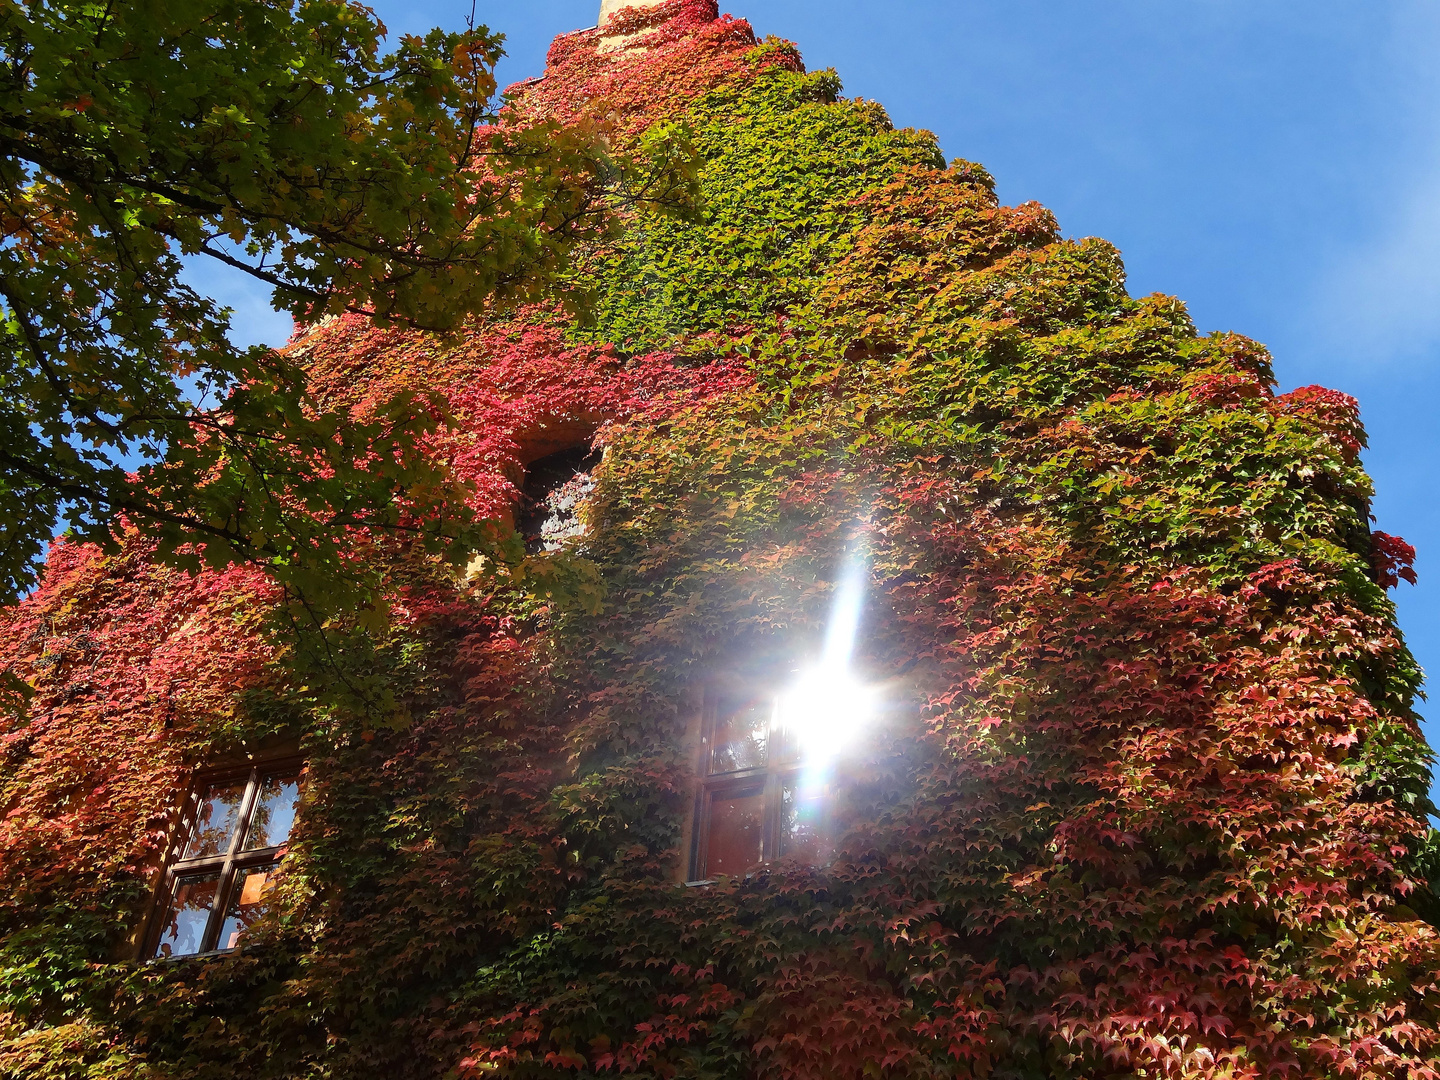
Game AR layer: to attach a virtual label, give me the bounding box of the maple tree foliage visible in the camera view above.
[0,2,1437,1077]
[0,0,696,612]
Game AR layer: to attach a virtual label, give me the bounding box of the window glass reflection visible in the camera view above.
[710,697,771,774]
[182,780,247,859]
[695,665,864,880]
[217,864,279,950]
[243,774,302,851]
[705,788,766,878]
[156,873,219,958]
[519,445,601,554]
[782,783,830,866]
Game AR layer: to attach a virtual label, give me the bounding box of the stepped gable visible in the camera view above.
[292,1,781,517]
[0,4,1436,1078]
[523,0,791,131]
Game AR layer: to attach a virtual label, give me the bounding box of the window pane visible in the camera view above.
[217,863,279,951]
[519,445,600,553]
[770,720,803,766]
[782,783,831,866]
[243,774,302,851]
[155,873,219,958]
[181,779,248,859]
[710,696,771,774]
[704,788,766,878]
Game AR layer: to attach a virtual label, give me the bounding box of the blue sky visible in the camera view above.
[204,1,1440,802]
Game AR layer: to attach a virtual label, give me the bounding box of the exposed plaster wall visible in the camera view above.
[600,0,669,26]
[598,0,670,51]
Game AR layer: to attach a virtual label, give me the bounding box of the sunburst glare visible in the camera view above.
[776,564,881,779]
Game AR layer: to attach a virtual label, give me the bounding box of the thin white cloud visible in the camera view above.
[1322,187,1440,362]
[1307,1,1440,365]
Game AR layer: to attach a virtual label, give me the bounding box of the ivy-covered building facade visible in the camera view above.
[2,3,1437,1077]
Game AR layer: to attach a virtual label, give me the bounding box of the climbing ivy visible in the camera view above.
[574,66,944,350]
[1,2,1435,1078]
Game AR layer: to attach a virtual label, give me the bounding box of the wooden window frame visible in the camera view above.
[688,684,811,883]
[140,757,305,961]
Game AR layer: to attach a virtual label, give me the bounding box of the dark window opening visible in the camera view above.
[518,445,601,554]
[690,686,832,882]
[147,763,304,960]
